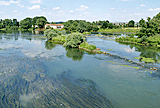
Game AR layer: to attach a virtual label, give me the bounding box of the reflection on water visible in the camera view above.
[45,41,56,50]
[119,42,160,63]
[66,48,84,61]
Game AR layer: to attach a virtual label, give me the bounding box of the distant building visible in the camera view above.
[45,24,64,29]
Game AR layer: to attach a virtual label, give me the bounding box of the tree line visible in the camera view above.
[0,16,48,31]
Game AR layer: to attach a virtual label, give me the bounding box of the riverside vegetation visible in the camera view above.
[44,28,104,54]
[116,12,160,47]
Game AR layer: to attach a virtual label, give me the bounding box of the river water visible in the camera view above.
[0,31,160,108]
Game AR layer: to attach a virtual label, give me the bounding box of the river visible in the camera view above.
[0,31,160,108]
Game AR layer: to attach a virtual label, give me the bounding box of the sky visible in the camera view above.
[0,0,160,22]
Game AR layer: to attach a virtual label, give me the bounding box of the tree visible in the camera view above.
[36,18,46,28]
[128,20,135,27]
[64,33,86,48]
[139,18,145,27]
[20,17,32,30]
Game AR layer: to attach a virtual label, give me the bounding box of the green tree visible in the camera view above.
[128,20,135,27]
[36,18,46,28]
[64,33,86,48]
[139,18,145,27]
[20,17,32,30]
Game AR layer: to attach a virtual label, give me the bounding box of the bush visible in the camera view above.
[44,29,58,40]
[63,33,86,48]
[79,42,96,51]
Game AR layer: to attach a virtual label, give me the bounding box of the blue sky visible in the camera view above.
[0,0,160,22]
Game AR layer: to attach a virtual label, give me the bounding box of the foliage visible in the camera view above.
[36,18,46,28]
[52,36,66,43]
[79,42,96,51]
[137,12,160,37]
[20,17,32,30]
[63,33,86,48]
[139,18,145,27]
[128,20,135,27]
[44,29,64,40]
[64,20,99,33]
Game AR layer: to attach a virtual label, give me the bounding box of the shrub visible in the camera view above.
[44,29,58,40]
[79,42,96,51]
[63,33,86,48]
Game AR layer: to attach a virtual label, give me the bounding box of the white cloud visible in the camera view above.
[83,12,90,14]
[57,10,65,13]
[76,5,88,11]
[134,13,142,15]
[53,7,60,10]
[110,8,115,10]
[29,0,42,4]
[140,4,146,7]
[0,0,19,5]
[148,8,160,11]
[13,10,18,12]
[28,5,40,9]
[123,10,127,12]
[69,10,74,12]
[18,4,24,7]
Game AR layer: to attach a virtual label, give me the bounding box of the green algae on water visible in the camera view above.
[134,57,140,59]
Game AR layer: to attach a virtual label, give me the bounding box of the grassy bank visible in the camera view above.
[98,28,139,33]
[115,35,160,47]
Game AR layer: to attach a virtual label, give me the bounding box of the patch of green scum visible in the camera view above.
[0,48,2,50]
[120,65,132,67]
[133,67,140,69]
[134,57,140,59]
[157,60,160,63]
[107,49,114,51]
[106,61,115,64]
[141,57,155,63]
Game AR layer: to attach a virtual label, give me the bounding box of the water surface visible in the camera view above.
[0,31,160,108]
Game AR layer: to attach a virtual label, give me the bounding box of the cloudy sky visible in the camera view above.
[0,0,160,22]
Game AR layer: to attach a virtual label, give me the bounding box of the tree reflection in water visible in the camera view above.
[66,48,84,61]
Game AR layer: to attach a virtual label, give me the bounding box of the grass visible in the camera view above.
[0,28,6,30]
[98,28,139,33]
[79,42,96,51]
[51,36,66,43]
